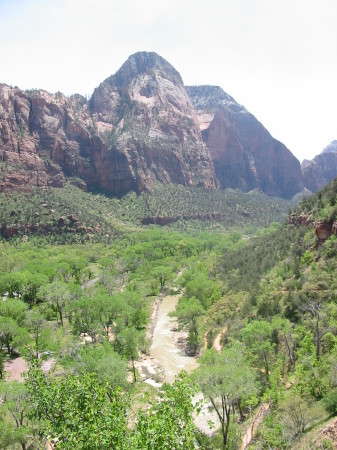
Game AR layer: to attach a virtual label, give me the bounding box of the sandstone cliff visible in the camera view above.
[302,141,337,192]
[186,85,303,199]
[0,52,218,194]
[0,53,306,198]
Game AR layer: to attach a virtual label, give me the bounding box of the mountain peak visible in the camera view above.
[321,140,337,155]
[112,51,183,87]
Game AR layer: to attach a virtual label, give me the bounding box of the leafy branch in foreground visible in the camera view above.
[25,364,198,449]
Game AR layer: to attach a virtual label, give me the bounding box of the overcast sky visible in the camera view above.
[1,0,336,162]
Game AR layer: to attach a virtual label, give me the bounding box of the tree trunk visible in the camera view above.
[223,404,231,449]
[315,316,320,359]
[132,357,136,383]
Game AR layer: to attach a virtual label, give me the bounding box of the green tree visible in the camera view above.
[193,345,258,449]
[136,372,198,449]
[25,309,52,359]
[241,320,275,383]
[113,326,142,383]
[0,381,34,450]
[0,317,28,355]
[0,350,4,378]
[26,365,130,449]
[175,296,205,355]
[39,281,74,326]
[0,298,28,325]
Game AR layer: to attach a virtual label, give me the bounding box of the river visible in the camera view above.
[144,291,219,435]
[150,294,199,382]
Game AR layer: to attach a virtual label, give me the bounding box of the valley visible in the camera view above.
[0,177,337,449]
[1,50,337,450]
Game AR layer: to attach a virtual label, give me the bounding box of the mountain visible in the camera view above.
[0,52,217,194]
[186,85,303,199]
[302,140,337,192]
[0,52,305,198]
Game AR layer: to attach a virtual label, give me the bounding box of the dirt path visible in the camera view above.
[213,326,227,352]
[4,357,28,382]
[241,402,270,449]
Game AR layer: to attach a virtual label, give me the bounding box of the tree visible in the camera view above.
[193,345,258,448]
[39,281,73,326]
[25,366,199,450]
[0,350,4,378]
[114,326,140,383]
[175,296,205,355]
[70,296,102,343]
[151,265,173,290]
[0,317,28,355]
[25,309,51,359]
[22,272,48,308]
[0,381,34,450]
[26,365,130,450]
[71,343,128,389]
[0,298,28,325]
[135,372,198,449]
[241,320,275,383]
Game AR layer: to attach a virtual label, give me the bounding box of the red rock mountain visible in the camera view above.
[186,85,303,199]
[0,52,305,198]
[0,52,217,194]
[302,141,337,192]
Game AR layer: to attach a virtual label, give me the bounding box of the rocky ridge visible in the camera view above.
[302,140,337,192]
[186,85,303,199]
[0,52,217,195]
[0,52,306,198]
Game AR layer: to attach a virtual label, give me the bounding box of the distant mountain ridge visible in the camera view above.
[301,140,337,192]
[0,51,305,198]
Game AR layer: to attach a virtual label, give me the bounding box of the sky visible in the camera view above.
[0,0,336,162]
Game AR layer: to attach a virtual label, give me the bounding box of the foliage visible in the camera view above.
[25,365,198,450]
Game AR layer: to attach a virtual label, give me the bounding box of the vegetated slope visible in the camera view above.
[0,183,125,243]
[186,85,303,199]
[302,140,337,192]
[0,182,300,241]
[201,176,337,448]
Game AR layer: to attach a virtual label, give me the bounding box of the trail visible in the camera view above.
[213,326,227,352]
[81,276,99,289]
[3,357,27,382]
[240,403,270,449]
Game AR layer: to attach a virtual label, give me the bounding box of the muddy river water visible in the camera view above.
[147,292,219,435]
[150,294,199,382]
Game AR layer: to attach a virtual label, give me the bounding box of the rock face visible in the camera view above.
[89,52,218,192]
[302,141,337,192]
[0,52,218,194]
[186,85,303,199]
[1,52,306,198]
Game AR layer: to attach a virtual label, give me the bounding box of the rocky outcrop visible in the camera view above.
[302,141,337,192]
[89,52,218,192]
[314,220,333,241]
[288,214,313,226]
[0,53,218,195]
[186,85,303,199]
[141,212,222,226]
[288,214,337,246]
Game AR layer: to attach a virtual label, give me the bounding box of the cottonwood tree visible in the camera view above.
[0,381,34,450]
[175,296,205,355]
[39,281,76,326]
[241,320,275,383]
[193,345,258,449]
